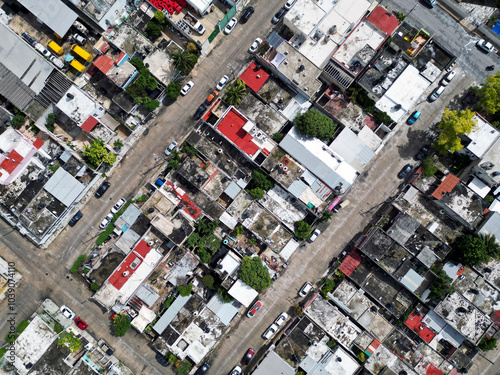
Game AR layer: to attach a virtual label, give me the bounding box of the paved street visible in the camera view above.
[384,0,498,83]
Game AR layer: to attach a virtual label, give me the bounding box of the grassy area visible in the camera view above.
[70,255,87,273]
[96,200,133,245]
[16,320,29,333]
[0,348,6,358]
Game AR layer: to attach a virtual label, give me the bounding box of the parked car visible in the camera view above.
[224,17,238,34]
[476,39,494,53]
[240,6,254,23]
[165,141,179,156]
[95,181,110,198]
[111,197,126,214]
[397,163,414,179]
[22,32,37,46]
[441,70,456,86]
[193,103,208,120]
[272,8,286,24]
[428,86,445,102]
[407,111,421,125]
[49,55,65,69]
[241,348,255,366]
[415,146,429,161]
[72,34,87,45]
[34,43,52,58]
[284,0,298,10]
[263,323,278,340]
[249,38,262,53]
[195,363,210,375]
[421,0,437,8]
[68,211,83,227]
[155,353,170,367]
[247,301,262,318]
[99,213,113,229]
[60,305,75,320]
[216,75,229,91]
[229,366,242,375]
[275,312,289,326]
[181,81,195,96]
[75,317,88,330]
[205,90,219,105]
[308,228,321,242]
[299,281,313,297]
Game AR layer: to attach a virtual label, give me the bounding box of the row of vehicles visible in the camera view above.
[60,305,88,330]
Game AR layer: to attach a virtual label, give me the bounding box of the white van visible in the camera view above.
[299,282,313,297]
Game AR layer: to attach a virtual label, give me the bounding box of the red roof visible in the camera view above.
[425,363,443,375]
[405,311,436,343]
[491,310,500,328]
[338,249,362,276]
[81,116,99,133]
[134,240,152,258]
[216,108,259,157]
[108,240,152,290]
[165,182,201,219]
[431,174,460,200]
[0,150,23,174]
[239,62,270,92]
[93,54,114,74]
[367,6,400,35]
[33,138,44,149]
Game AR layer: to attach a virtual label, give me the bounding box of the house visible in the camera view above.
[251,350,296,375]
[477,211,500,245]
[459,114,499,160]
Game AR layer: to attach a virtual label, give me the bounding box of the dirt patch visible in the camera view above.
[90,252,124,284]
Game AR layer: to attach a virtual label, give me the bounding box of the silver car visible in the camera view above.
[165,141,179,156]
[99,213,113,229]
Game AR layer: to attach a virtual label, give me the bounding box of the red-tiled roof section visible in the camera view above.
[164,181,201,219]
[491,310,500,328]
[33,138,44,149]
[405,311,436,343]
[431,174,460,200]
[108,240,152,290]
[426,363,443,375]
[367,6,400,35]
[239,62,270,92]
[338,249,362,276]
[134,240,152,258]
[93,54,114,74]
[1,150,23,174]
[216,108,259,156]
[81,116,99,133]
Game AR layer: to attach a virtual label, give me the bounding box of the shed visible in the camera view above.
[152,294,191,334]
[223,181,242,200]
[206,294,241,326]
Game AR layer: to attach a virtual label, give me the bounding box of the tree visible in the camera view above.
[428,268,454,300]
[272,133,283,142]
[186,41,200,55]
[480,233,500,259]
[239,256,272,290]
[251,170,274,191]
[113,139,123,150]
[58,332,82,352]
[153,10,166,24]
[168,159,180,170]
[172,52,198,74]
[455,234,491,266]
[11,113,25,129]
[195,219,219,236]
[479,72,500,114]
[146,21,163,37]
[113,314,131,337]
[478,337,497,351]
[224,79,247,106]
[248,187,264,199]
[178,284,193,296]
[90,282,100,292]
[421,157,438,177]
[135,97,160,112]
[83,140,116,168]
[202,274,214,288]
[182,142,198,158]
[166,81,182,100]
[318,210,333,223]
[434,109,476,155]
[46,113,56,131]
[293,110,337,141]
[295,220,312,239]
[373,110,392,125]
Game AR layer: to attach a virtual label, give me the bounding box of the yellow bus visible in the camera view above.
[70,59,86,72]
[71,44,92,62]
[47,39,63,55]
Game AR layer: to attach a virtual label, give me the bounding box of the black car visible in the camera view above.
[272,8,286,24]
[193,103,208,120]
[68,211,83,227]
[415,146,429,161]
[240,7,254,23]
[397,164,414,179]
[95,181,110,198]
[195,363,210,375]
[155,353,170,367]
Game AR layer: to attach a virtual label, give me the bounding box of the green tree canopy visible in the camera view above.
[479,72,500,114]
[195,219,219,237]
[178,284,193,296]
[113,314,132,337]
[153,10,166,24]
[248,187,264,199]
[82,140,116,169]
[478,337,497,351]
[58,332,82,352]
[428,268,454,300]
[172,52,198,74]
[11,113,25,129]
[454,234,498,266]
[295,220,312,239]
[201,274,214,288]
[434,109,475,155]
[251,170,274,191]
[146,21,163,37]
[421,157,438,177]
[135,97,160,112]
[224,79,247,106]
[166,81,181,100]
[293,110,337,141]
[239,256,272,290]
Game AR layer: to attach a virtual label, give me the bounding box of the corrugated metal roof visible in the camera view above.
[479,212,500,241]
[120,204,142,227]
[224,181,241,199]
[43,168,85,207]
[252,351,295,375]
[301,170,317,186]
[206,294,241,326]
[267,31,285,48]
[329,128,375,172]
[400,269,423,292]
[17,0,77,37]
[0,63,35,111]
[288,180,308,198]
[135,284,160,307]
[152,294,191,334]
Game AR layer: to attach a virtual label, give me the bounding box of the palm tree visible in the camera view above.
[224,79,247,106]
[172,52,198,74]
[479,233,500,259]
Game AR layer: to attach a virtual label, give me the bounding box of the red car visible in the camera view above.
[241,348,255,366]
[247,301,262,318]
[75,317,88,330]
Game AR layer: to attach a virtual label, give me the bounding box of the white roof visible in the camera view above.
[44,167,85,207]
[465,115,499,158]
[284,0,326,36]
[206,294,240,326]
[468,177,490,198]
[56,86,102,126]
[218,251,241,278]
[131,306,156,332]
[251,350,295,375]
[186,0,213,14]
[280,238,300,261]
[228,279,258,307]
[329,128,375,172]
[219,211,238,229]
[0,23,54,94]
[17,0,77,36]
[489,198,500,213]
[376,65,431,122]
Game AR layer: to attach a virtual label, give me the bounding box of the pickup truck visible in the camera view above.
[183,12,205,35]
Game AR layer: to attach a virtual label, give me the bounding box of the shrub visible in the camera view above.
[358,352,366,362]
[373,110,392,125]
[70,255,87,273]
[294,220,312,240]
[90,282,100,292]
[57,332,82,352]
[146,21,163,37]
[272,132,283,142]
[186,41,200,55]
[422,157,438,177]
[54,322,63,334]
[217,287,233,303]
[16,320,29,333]
[177,361,192,375]
[5,333,19,344]
[0,348,6,358]
[478,337,497,351]
[113,314,132,337]
[326,339,337,348]
[11,114,26,129]
[248,187,264,199]
[250,170,274,191]
[202,274,214,288]
[294,304,304,317]
[182,142,198,158]
[166,352,179,365]
[164,296,175,309]
[113,139,123,150]
[178,284,193,297]
[485,195,494,203]
[166,81,182,100]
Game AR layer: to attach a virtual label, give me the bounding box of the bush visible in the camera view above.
[70,255,87,273]
[186,41,200,55]
[90,282,100,292]
[54,322,63,333]
[217,286,233,303]
[248,187,264,199]
[11,114,26,129]
[485,195,494,203]
[5,333,19,344]
[177,361,192,375]
[113,314,132,337]
[478,337,497,351]
[166,352,178,365]
[97,224,114,245]
[326,339,337,348]
[166,81,182,100]
[16,320,29,333]
[58,331,82,352]
[46,113,56,131]
[294,304,304,317]
[164,295,175,309]
[154,10,166,24]
[422,157,438,177]
[373,110,392,125]
[146,21,163,37]
[294,220,312,240]
[0,348,6,358]
[358,352,366,362]
[202,274,214,288]
[178,284,193,297]
[272,133,283,142]
[113,139,123,150]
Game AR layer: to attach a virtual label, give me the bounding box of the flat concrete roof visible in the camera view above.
[465,114,499,159]
[228,279,258,307]
[56,86,103,126]
[17,0,77,36]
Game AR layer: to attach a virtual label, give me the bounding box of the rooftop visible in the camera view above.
[43,167,85,207]
[478,212,500,245]
[16,0,77,37]
[300,345,360,375]
[431,174,460,200]
[237,92,287,136]
[364,342,417,375]
[367,6,401,35]
[454,266,500,315]
[259,184,307,231]
[56,86,104,127]
[228,279,258,307]
[464,114,499,159]
[252,350,295,375]
[239,62,270,92]
[473,136,500,186]
[338,249,363,276]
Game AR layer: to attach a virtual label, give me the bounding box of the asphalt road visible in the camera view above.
[384,0,499,83]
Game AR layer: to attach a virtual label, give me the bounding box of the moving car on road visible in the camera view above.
[397,164,414,179]
[407,111,421,125]
[241,348,255,366]
[111,198,126,214]
[249,38,262,53]
[247,301,262,318]
[95,181,110,198]
[224,18,237,34]
[181,81,195,96]
[60,305,75,319]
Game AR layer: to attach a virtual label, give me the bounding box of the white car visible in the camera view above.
[60,305,76,320]
[34,43,52,58]
[308,228,321,242]
[49,55,65,69]
[275,312,289,326]
[111,197,126,214]
[165,141,179,156]
[476,39,494,53]
[181,81,195,96]
[99,213,113,229]
[229,366,242,375]
[224,18,237,34]
[216,75,229,91]
[441,70,456,86]
[284,0,297,10]
[248,38,262,53]
[263,323,278,340]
